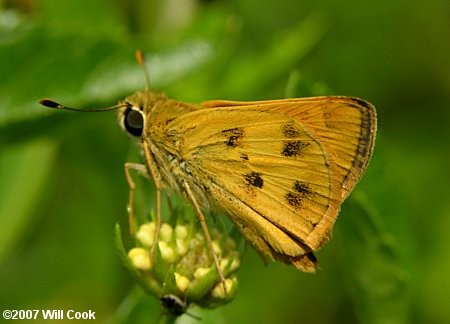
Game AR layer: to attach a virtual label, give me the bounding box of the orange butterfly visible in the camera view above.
[41,51,377,292]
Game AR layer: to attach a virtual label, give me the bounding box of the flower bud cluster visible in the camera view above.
[117,217,240,316]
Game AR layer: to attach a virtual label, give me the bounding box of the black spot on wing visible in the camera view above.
[294,181,312,195]
[285,180,313,208]
[222,127,244,147]
[165,117,176,124]
[282,140,309,157]
[285,192,303,208]
[244,171,264,189]
[240,153,249,161]
[282,122,301,138]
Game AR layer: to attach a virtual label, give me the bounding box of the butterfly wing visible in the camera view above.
[164,97,376,271]
[201,97,377,199]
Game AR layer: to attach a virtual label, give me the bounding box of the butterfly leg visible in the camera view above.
[182,180,228,295]
[124,162,149,237]
[141,139,162,261]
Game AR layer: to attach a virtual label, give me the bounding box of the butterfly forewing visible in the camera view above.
[202,97,376,198]
[270,97,377,199]
[157,96,376,271]
[258,97,377,249]
[163,106,334,268]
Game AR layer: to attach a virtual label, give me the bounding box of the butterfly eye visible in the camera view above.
[124,107,144,136]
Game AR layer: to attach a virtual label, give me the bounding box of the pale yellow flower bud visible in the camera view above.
[211,279,234,299]
[128,247,151,271]
[160,223,173,242]
[194,267,211,279]
[175,225,188,240]
[174,272,190,293]
[136,223,155,248]
[158,241,177,263]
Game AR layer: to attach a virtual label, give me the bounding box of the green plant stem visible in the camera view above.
[158,312,178,324]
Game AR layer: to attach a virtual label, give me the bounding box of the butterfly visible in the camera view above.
[40,51,377,292]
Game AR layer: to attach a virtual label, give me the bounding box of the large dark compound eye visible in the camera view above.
[124,107,144,136]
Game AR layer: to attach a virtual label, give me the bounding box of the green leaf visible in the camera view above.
[219,11,328,99]
[115,223,161,296]
[336,192,410,324]
[0,139,57,263]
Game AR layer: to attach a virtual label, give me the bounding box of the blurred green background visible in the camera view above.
[0,0,449,323]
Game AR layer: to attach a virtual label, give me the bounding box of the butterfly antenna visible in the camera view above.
[135,50,151,92]
[39,99,127,112]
